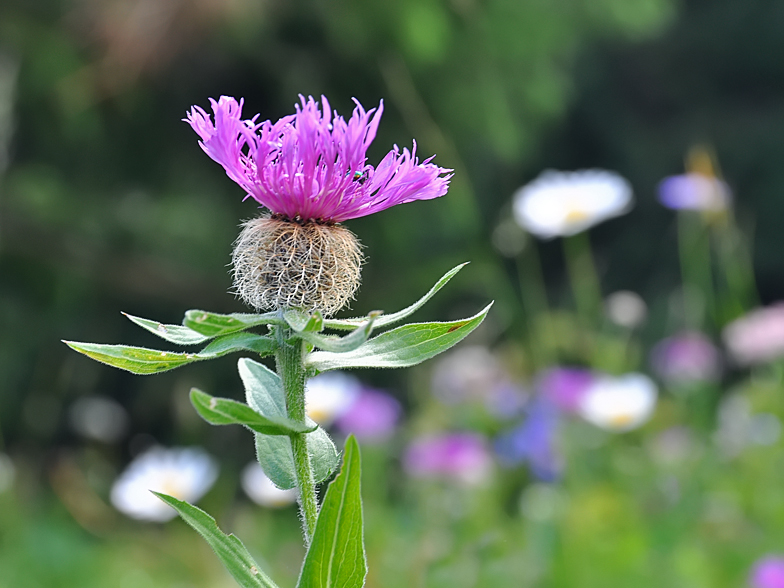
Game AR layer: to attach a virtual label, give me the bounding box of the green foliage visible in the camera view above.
[306,302,493,372]
[189,388,316,436]
[295,316,377,353]
[324,263,468,331]
[297,436,366,588]
[122,312,211,345]
[184,310,284,338]
[63,331,276,374]
[152,493,280,588]
[238,358,340,490]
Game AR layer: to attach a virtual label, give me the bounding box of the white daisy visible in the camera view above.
[241,462,298,508]
[110,447,218,522]
[512,169,633,239]
[305,371,362,426]
[577,373,657,432]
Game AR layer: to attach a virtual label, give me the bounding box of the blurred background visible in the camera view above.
[4,0,784,586]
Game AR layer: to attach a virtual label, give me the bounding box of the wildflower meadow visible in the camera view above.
[3,1,784,587]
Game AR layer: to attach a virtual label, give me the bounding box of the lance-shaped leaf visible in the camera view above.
[184,310,284,338]
[323,263,468,331]
[297,436,366,588]
[294,314,378,353]
[64,331,276,375]
[153,492,280,588]
[122,312,210,345]
[190,388,316,436]
[238,358,340,489]
[306,302,493,372]
[283,309,325,333]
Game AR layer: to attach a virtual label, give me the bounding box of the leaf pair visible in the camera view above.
[158,436,366,588]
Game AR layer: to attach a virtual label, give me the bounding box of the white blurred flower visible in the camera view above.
[305,372,361,426]
[512,169,633,239]
[578,373,657,432]
[605,290,647,328]
[110,447,218,522]
[69,396,129,443]
[241,462,298,508]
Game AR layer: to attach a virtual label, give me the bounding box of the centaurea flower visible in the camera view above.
[186,95,451,315]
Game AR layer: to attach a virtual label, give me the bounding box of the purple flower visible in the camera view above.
[403,433,492,485]
[658,173,731,212]
[536,367,594,412]
[750,556,784,588]
[186,95,452,222]
[650,331,722,385]
[334,388,402,443]
[723,303,784,365]
[495,398,563,481]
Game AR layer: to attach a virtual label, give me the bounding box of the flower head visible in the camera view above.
[305,371,363,427]
[750,556,784,588]
[186,95,451,222]
[403,433,493,486]
[658,173,731,212]
[723,303,784,365]
[110,447,218,522]
[650,331,722,385]
[334,387,402,443]
[241,462,298,508]
[536,367,594,412]
[512,169,633,239]
[577,373,657,432]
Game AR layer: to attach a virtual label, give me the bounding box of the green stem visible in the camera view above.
[275,331,319,543]
[562,231,602,326]
[517,240,554,367]
[677,211,713,329]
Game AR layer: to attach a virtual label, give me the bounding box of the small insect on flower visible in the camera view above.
[186,95,452,316]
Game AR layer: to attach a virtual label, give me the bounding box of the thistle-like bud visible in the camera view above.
[186,94,451,315]
[232,216,362,316]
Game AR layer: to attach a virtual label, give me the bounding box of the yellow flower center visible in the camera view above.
[608,413,635,428]
[564,207,590,224]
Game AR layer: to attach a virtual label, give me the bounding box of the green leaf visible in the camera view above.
[305,302,493,372]
[153,492,280,588]
[297,436,366,588]
[238,358,340,489]
[184,310,283,338]
[122,312,211,345]
[64,331,277,375]
[323,263,468,331]
[190,388,316,436]
[295,315,378,353]
[283,309,325,333]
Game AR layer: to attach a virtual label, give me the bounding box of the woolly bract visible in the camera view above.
[232,216,362,316]
[186,95,452,222]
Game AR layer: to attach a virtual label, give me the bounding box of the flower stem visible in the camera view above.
[276,333,319,543]
[563,231,602,326]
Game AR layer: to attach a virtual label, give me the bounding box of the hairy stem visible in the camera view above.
[276,332,319,543]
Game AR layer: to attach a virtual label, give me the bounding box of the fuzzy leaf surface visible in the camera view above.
[283,310,325,333]
[153,492,280,588]
[122,312,210,345]
[190,388,315,435]
[238,358,340,489]
[295,316,377,353]
[306,302,492,372]
[184,310,283,338]
[64,332,276,375]
[297,436,366,588]
[323,263,468,331]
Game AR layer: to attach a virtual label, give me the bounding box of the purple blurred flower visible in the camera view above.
[650,331,722,385]
[723,303,784,365]
[536,367,594,412]
[334,388,402,443]
[750,556,784,588]
[495,398,563,481]
[186,95,452,222]
[658,173,731,212]
[403,433,492,485]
